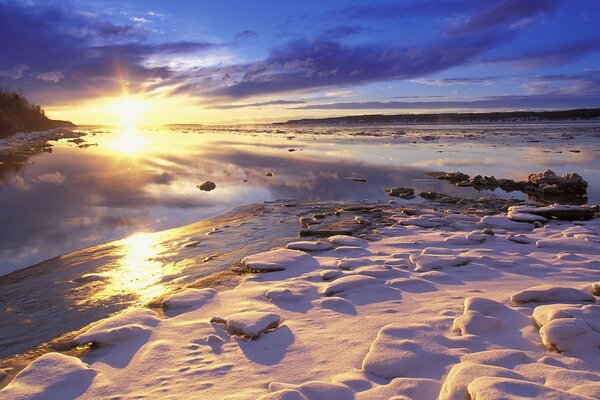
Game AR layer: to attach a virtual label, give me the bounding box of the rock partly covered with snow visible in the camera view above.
[162,288,217,312]
[211,311,282,339]
[511,285,596,305]
[241,248,318,272]
[509,204,599,221]
[285,241,333,251]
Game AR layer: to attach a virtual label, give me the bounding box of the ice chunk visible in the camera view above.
[212,311,281,339]
[511,285,596,305]
[75,308,160,345]
[242,249,318,272]
[507,211,547,223]
[286,241,333,251]
[0,353,96,400]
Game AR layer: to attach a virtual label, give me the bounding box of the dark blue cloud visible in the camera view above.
[332,0,478,20]
[449,0,557,36]
[211,100,306,109]
[195,34,501,99]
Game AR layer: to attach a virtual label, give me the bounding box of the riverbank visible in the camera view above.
[2,200,600,399]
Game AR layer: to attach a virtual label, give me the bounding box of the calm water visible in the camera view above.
[0,122,599,361]
[1,123,599,275]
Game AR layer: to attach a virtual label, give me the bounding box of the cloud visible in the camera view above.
[36,71,65,83]
[332,0,477,20]
[234,30,259,41]
[448,0,558,36]
[187,34,501,100]
[487,36,600,68]
[0,2,215,103]
[325,25,365,38]
[290,93,600,110]
[211,99,306,109]
[412,77,496,86]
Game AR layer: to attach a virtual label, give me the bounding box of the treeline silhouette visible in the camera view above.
[0,89,73,138]
[279,108,600,125]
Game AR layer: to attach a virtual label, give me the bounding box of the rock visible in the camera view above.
[350,178,367,182]
[241,249,318,272]
[211,311,281,339]
[74,308,160,346]
[436,172,471,184]
[266,172,274,177]
[385,187,415,199]
[509,204,599,221]
[524,169,588,195]
[197,181,216,191]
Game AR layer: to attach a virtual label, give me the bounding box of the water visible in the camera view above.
[0,122,599,360]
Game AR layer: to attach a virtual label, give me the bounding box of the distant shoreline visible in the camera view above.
[275,108,600,125]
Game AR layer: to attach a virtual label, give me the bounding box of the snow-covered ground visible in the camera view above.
[2,204,600,399]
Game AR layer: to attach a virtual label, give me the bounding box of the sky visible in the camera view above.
[1,0,600,124]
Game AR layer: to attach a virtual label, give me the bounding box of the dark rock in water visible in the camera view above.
[419,191,462,204]
[288,149,296,152]
[437,172,470,184]
[266,172,274,177]
[198,181,216,191]
[432,168,588,204]
[524,170,587,195]
[385,187,415,199]
[350,178,367,182]
[422,135,439,141]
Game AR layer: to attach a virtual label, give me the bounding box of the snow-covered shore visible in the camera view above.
[2,203,600,399]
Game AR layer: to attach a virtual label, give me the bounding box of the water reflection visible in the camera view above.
[0,124,599,274]
[106,232,166,303]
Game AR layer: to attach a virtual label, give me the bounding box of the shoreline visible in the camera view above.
[2,200,600,398]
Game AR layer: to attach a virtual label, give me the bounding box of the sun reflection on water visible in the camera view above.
[107,126,149,155]
[106,232,166,302]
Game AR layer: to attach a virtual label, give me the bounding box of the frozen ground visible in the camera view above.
[2,203,600,399]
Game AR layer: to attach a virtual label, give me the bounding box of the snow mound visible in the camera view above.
[258,389,306,400]
[75,308,160,345]
[324,275,379,296]
[452,297,507,336]
[467,376,591,400]
[511,285,596,305]
[242,249,318,272]
[320,269,343,280]
[362,323,463,379]
[460,349,533,369]
[409,251,469,272]
[440,362,526,400]
[212,311,281,339]
[286,241,333,251]
[539,318,600,354]
[313,296,356,314]
[534,304,600,331]
[333,246,372,257]
[267,380,354,400]
[162,288,216,313]
[357,377,441,400]
[0,353,96,400]
[337,257,372,270]
[326,235,367,247]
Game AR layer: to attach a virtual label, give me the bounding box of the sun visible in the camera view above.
[106,96,148,128]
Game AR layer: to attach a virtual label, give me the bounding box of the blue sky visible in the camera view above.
[1,0,600,123]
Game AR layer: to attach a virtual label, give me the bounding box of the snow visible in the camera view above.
[2,204,600,399]
[286,241,333,251]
